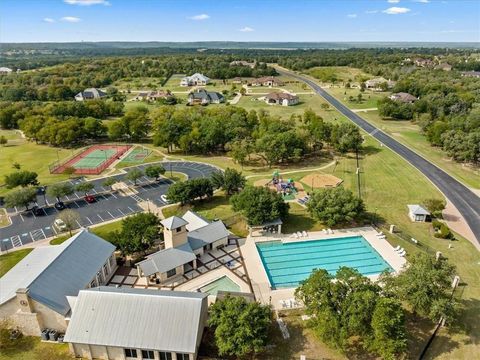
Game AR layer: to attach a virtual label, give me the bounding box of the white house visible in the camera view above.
[64,287,208,360]
[0,229,116,336]
[137,211,229,284]
[180,73,210,87]
[0,67,13,75]
[75,88,107,101]
[407,204,431,222]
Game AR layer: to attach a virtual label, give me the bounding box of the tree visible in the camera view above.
[145,165,166,181]
[208,296,272,358]
[382,252,457,323]
[4,170,39,189]
[103,177,117,190]
[329,123,363,153]
[166,178,214,205]
[62,166,76,178]
[56,209,81,236]
[423,198,446,218]
[0,136,7,146]
[210,168,246,195]
[46,182,74,202]
[4,187,37,211]
[75,182,95,195]
[126,168,143,186]
[111,212,161,256]
[307,187,365,226]
[230,186,289,225]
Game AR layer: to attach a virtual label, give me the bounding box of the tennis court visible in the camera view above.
[120,147,151,164]
[50,144,131,175]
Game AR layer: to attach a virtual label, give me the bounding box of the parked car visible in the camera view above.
[31,206,44,216]
[160,194,169,203]
[54,202,66,210]
[54,219,67,231]
[84,195,96,203]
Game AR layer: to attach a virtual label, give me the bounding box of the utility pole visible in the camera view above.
[356,146,361,199]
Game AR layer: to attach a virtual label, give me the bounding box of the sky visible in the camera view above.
[1,0,479,43]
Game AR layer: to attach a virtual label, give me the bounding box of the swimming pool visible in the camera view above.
[256,235,393,289]
[199,275,241,295]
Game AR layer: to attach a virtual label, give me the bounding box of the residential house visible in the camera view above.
[0,229,116,336]
[435,63,452,71]
[0,67,13,75]
[461,71,480,78]
[407,204,431,222]
[230,60,256,68]
[414,58,435,67]
[180,73,210,87]
[64,287,208,360]
[136,211,229,284]
[389,92,418,104]
[187,89,224,105]
[133,90,171,102]
[251,76,284,87]
[75,88,107,101]
[264,92,299,106]
[365,78,396,91]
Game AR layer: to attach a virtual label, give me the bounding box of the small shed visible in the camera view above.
[407,204,431,222]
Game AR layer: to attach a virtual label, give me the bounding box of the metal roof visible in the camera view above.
[187,221,229,251]
[0,229,115,316]
[182,210,210,231]
[161,216,188,230]
[137,242,196,276]
[408,204,430,216]
[64,287,207,354]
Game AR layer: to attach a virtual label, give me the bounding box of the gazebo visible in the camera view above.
[248,218,283,237]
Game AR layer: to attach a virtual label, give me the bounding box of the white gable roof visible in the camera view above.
[407,204,430,216]
[64,287,207,353]
[182,210,210,231]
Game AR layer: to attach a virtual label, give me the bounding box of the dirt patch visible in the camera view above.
[300,173,343,188]
[254,178,271,187]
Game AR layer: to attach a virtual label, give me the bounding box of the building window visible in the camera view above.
[141,350,155,359]
[176,353,189,360]
[124,348,137,358]
[176,227,182,233]
[166,268,176,278]
[159,352,172,360]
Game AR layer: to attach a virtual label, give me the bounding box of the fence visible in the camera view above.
[375,223,437,256]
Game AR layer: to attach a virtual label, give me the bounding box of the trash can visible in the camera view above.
[57,335,64,343]
[41,329,49,341]
[48,329,58,341]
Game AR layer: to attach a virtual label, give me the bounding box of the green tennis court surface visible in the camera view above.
[74,149,117,169]
[119,147,151,164]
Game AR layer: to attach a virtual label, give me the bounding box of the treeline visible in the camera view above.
[0,55,276,101]
[0,100,123,129]
[378,70,480,164]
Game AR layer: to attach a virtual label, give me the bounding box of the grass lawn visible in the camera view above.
[305,66,371,85]
[0,249,33,277]
[0,130,72,195]
[0,208,11,227]
[163,171,188,182]
[0,336,72,360]
[326,86,389,109]
[359,110,480,190]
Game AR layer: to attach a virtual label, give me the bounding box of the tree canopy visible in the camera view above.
[4,187,38,211]
[46,182,74,202]
[4,170,39,189]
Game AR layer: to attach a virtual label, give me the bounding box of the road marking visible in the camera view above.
[100,186,107,191]
[65,195,70,200]
[42,208,47,216]
[71,201,80,208]
[117,208,125,216]
[11,235,22,247]
[75,193,81,199]
[127,206,135,213]
[97,214,104,222]
[85,217,93,225]
[98,194,107,200]
[52,226,58,235]
[2,238,13,249]
[92,189,98,194]
[19,214,25,222]
[107,211,114,218]
[110,192,118,199]
[130,194,143,202]
[76,220,82,227]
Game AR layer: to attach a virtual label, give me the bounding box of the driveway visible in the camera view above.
[280,69,480,246]
[0,161,219,251]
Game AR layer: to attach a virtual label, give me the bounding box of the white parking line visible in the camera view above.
[65,195,71,200]
[52,226,58,235]
[110,192,118,199]
[97,214,104,222]
[11,235,22,247]
[117,208,125,216]
[3,238,13,248]
[19,214,25,222]
[98,194,107,200]
[76,220,82,227]
[127,206,135,213]
[92,189,98,194]
[70,201,80,208]
[107,211,114,218]
[99,186,107,191]
[85,217,93,225]
[75,193,81,199]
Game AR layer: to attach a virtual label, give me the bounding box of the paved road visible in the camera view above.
[281,70,480,245]
[0,161,220,251]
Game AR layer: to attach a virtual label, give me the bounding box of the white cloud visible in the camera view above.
[414,0,430,3]
[43,17,55,23]
[188,14,210,21]
[239,26,254,32]
[387,0,400,3]
[383,7,411,14]
[61,16,81,22]
[365,10,379,14]
[64,0,110,5]
[347,14,358,18]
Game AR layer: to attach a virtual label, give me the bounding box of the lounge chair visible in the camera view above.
[395,247,404,253]
[393,245,401,251]
[322,229,328,234]
[293,233,299,239]
[376,232,384,236]
[302,231,308,237]
[398,250,406,257]
[297,231,303,238]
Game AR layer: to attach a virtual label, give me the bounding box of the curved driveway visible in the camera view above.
[0,161,220,251]
[281,70,480,245]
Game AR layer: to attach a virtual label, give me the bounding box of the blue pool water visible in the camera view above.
[256,235,393,289]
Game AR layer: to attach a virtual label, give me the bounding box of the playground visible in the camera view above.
[50,144,131,175]
[255,171,305,201]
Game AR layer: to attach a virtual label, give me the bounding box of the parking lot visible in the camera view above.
[0,161,219,251]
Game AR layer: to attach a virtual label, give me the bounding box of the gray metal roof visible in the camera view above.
[161,216,188,230]
[137,242,196,276]
[0,229,115,316]
[64,287,207,354]
[187,221,229,251]
[182,210,210,231]
[408,204,430,216]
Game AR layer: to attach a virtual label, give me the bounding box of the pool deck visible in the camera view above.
[241,226,407,310]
